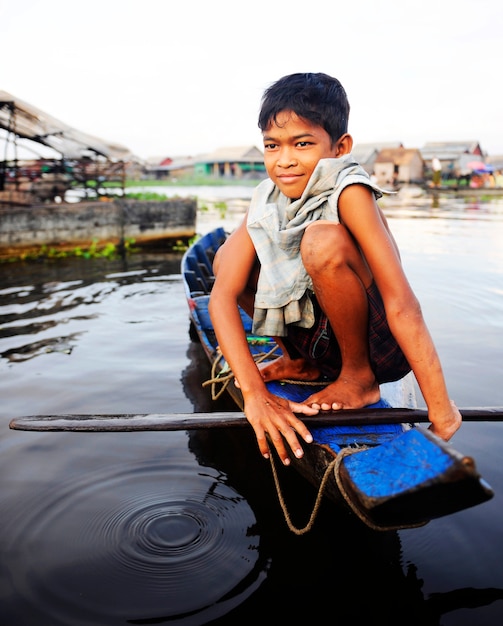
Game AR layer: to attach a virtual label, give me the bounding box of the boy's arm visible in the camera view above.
[208,220,317,464]
[338,185,461,441]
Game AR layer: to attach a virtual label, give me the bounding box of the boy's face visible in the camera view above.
[262,110,347,199]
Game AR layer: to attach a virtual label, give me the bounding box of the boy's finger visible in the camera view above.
[268,430,293,465]
[278,428,306,462]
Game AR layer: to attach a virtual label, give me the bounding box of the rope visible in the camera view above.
[332,447,428,532]
[203,344,427,533]
[202,343,280,400]
[276,378,330,386]
[268,447,339,535]
[202,343,331,400]
[201,350,234,400]
[271,444,428,534]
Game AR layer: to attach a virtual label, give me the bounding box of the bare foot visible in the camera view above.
[306,374,380,411]
[235,355,322,389]
[258,355,321,382]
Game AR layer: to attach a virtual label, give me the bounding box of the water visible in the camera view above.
[1,192,503,625]
[65,184,256,208]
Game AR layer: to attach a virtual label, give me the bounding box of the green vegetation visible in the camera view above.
[172,235,200,252]
[198,200,228,219]
[124,175,259,188]
[1,238,139,263]
[123,191,171,201]
[81,174,259,201]
[93,175,259,192]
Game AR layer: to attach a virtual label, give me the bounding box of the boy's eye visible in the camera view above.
[264,142,278,150]
[296,141,311,148]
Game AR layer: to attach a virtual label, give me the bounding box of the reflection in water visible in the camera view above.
[0,255,182,364]
[181,340,237,414]
[1,330,84,361]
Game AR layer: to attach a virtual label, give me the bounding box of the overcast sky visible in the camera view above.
[1,0,501,160]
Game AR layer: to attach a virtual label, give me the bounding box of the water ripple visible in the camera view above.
[2,453,267,625]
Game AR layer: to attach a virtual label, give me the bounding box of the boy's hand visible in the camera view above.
[243,392,319,465]
[428,399,462,441]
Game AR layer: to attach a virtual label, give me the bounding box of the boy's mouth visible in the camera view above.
[277,173,303,183]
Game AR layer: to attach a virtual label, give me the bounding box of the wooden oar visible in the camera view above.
[8,407,503,432]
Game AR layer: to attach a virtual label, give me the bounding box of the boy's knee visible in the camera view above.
[301,222,348,269]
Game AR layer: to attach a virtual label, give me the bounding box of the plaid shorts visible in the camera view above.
[282,282,411,384]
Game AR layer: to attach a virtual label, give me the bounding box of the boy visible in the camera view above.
[208,72,461,466]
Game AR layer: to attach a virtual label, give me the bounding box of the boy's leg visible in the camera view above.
[300,221,381,409]
[257,334,321,382]
[228,247,321,382]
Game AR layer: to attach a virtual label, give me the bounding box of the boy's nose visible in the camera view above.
[277,147,297,168]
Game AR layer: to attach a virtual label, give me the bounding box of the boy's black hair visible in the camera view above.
[258,72,350,145]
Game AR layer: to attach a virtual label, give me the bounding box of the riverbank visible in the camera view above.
[0,197,197,261]
[3,180,503,262]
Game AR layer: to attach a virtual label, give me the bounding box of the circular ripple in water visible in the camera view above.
[4,456,266,625]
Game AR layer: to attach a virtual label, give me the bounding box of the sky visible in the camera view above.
[1,0,502,161]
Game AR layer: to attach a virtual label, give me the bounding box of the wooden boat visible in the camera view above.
[181,226,494,531]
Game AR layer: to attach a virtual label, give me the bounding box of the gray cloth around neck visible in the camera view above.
[247,155,386,336]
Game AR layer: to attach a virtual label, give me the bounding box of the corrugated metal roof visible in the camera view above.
[375,148,423,165]
[352,142,403,164]
[198,145,264,163]
[0,91,132,161]
[420,141,482,159]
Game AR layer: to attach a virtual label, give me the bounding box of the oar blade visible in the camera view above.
[9,412,248,432]
[10,408,430,432]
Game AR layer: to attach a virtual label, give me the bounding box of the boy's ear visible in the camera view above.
[336,133,353,156]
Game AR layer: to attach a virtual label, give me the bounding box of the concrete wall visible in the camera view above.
[0,198,197,258]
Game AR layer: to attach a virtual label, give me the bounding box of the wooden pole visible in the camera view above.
[8,407,503,432]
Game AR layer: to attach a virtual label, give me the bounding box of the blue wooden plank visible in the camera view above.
[343,428,454,498]
[193,241,214,273]
[192,296,213,331]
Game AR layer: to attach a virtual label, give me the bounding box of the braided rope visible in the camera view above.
[202,343,330,400]
[268,449,339,535]
[202,343,280,400]
[277,378,330,386]
[202,344,426,532]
